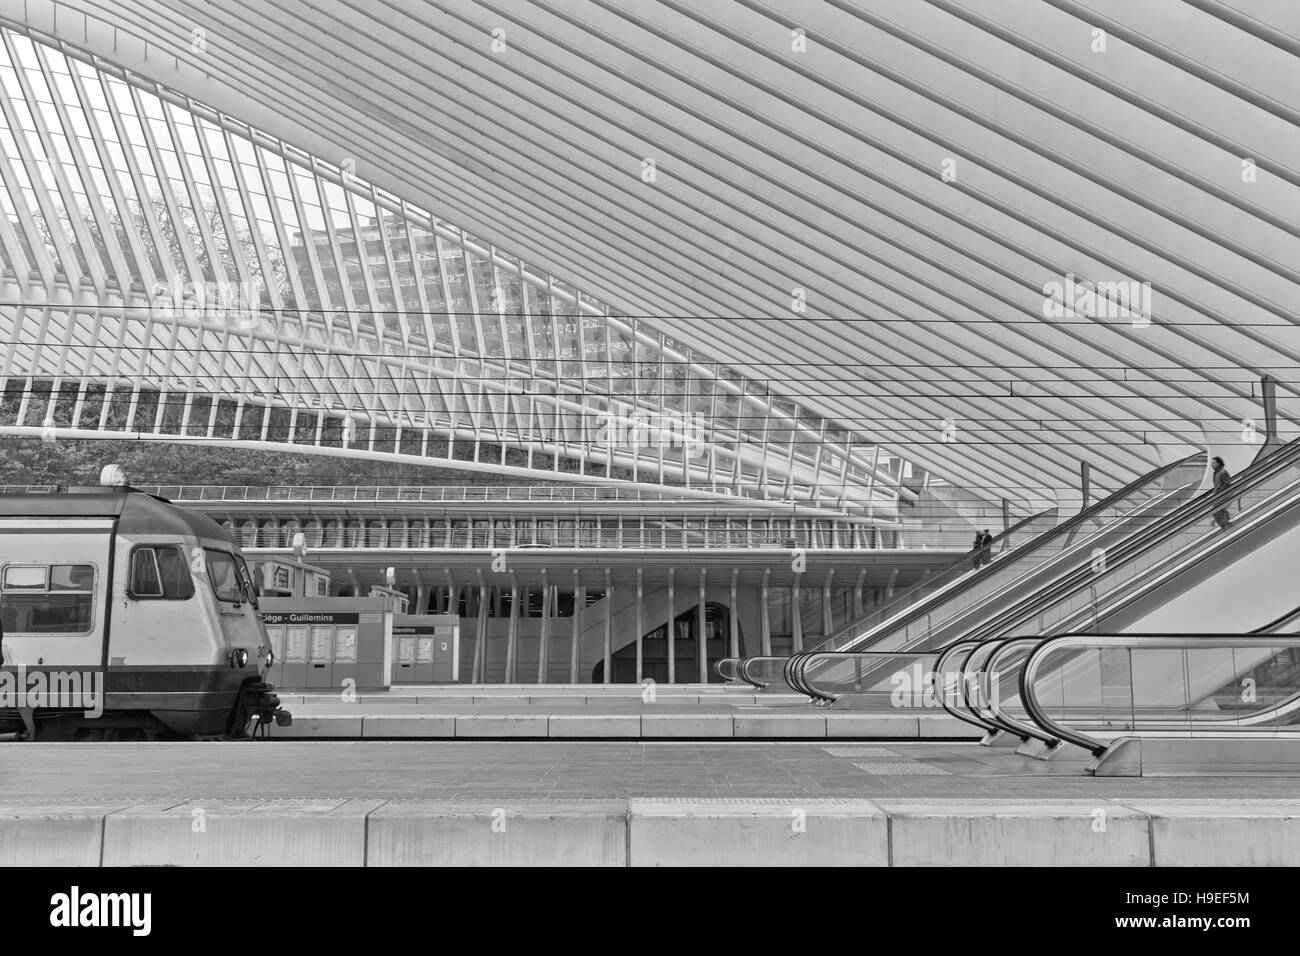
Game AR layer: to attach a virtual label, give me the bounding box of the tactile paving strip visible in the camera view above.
[852,761,951,776]
[823,746,901,757]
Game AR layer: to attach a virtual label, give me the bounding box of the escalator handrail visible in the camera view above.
[932,640,1001,733]
[786,649,944,706]
[983,636,1061,746]
[1020,632,1300,756]
[958,639,1015,734]
[962,438,1300,648]
[815,453,1205,659]
[738,454,1202,692]
[1252,604,1300,633]
[737,656,774,689]
[783,454,1203,702]
[788,477,1193,701]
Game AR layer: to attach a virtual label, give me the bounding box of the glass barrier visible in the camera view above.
[1021,634,1300,755]
[737,656,788,689]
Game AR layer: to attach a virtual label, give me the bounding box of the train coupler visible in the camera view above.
[230,680,293,737]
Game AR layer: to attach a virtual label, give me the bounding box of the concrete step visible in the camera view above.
[290,683,743,695]
[267,711,985,740]
[8,798,1300,866]
[281,693,811,706]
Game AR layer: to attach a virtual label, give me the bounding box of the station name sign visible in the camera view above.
[261,612,360,625]
[392,624,445,635]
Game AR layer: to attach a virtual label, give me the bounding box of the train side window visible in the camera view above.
[205,550,244,604]
[129,547,195,600]
[1,563,95,635]
[4,566,46,590]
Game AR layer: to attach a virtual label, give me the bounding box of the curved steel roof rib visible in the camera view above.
[1,0,1297,515]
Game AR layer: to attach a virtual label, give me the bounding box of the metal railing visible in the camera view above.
[785,649,943,706]
[230,524,940,551]
[142,483,792,503]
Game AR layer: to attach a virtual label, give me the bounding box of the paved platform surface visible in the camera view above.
[5,742,1300,865]
[4,740,1298,800]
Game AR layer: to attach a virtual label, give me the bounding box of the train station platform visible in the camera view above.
[265,683,984,740]
[4,740,1300,866]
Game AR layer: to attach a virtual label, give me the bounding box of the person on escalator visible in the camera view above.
[981,529,995,565]
[1211,456,1233,531]
[970,530,985,569]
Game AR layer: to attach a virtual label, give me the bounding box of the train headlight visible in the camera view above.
[229,648,249,668]
[266,647,275,668]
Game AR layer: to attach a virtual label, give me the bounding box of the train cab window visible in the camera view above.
[205,550,244,604]
[129,547,195,600]
[1,564,95,634]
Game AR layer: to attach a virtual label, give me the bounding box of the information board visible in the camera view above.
[284,625,309,662]
[334,625,358,662]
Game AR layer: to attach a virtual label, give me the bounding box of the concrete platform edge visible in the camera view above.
[8,799,1300,866]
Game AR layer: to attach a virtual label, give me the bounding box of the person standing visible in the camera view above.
[970,529,985,570]
[980,528,994,566]
[1211,456,1233,531]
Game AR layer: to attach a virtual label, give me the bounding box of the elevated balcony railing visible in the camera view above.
[142,483,791,504]
[230,525,979,551]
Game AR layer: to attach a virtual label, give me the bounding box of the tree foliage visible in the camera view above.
[0,437,567,488]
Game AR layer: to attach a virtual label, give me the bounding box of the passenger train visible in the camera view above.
[0,466,291,740]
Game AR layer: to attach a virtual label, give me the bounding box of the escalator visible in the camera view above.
[727,452,1205,690]
[802,434,1300,769]
[780,452,1207,698]
[959,433,1300,647]
[934,437,1300,755]
[904,439,1300,749]
[790,436,1300,703]
[929,441,1300,749]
